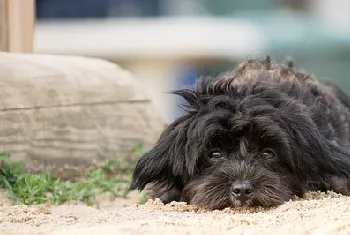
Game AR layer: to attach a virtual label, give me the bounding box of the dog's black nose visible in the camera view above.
[232,181,253,201]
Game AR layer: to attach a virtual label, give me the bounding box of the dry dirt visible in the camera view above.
[0,190,350,235]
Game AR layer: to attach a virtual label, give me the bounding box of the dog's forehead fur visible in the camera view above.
[179,57,349,146]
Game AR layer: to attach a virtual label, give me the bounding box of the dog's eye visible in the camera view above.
[210,151,222,158]
[261,149,275,159]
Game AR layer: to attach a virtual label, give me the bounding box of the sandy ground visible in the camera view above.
[0,191,350,235]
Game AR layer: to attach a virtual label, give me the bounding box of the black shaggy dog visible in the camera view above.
[130,56,350,210]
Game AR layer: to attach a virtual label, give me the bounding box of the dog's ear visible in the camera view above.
[289,117,350,183]
[130,88,205,192]
[129,114,191,191]
[314,141,350,195]
[325,141,350,178]
[278,105,340,179]
[129,141,168,191]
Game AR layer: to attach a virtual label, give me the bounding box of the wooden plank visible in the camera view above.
[0,53,150,110]
[0,0,35,52]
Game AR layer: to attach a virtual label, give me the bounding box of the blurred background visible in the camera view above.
[34,0,350,123]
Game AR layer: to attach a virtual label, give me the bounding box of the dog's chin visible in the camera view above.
[180,161,294,210]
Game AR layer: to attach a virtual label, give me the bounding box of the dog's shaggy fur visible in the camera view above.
[130,56,350,210]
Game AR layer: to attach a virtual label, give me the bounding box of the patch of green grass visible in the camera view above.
[0,142,146,206]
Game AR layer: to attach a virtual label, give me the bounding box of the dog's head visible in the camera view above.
[130,57,341,210]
